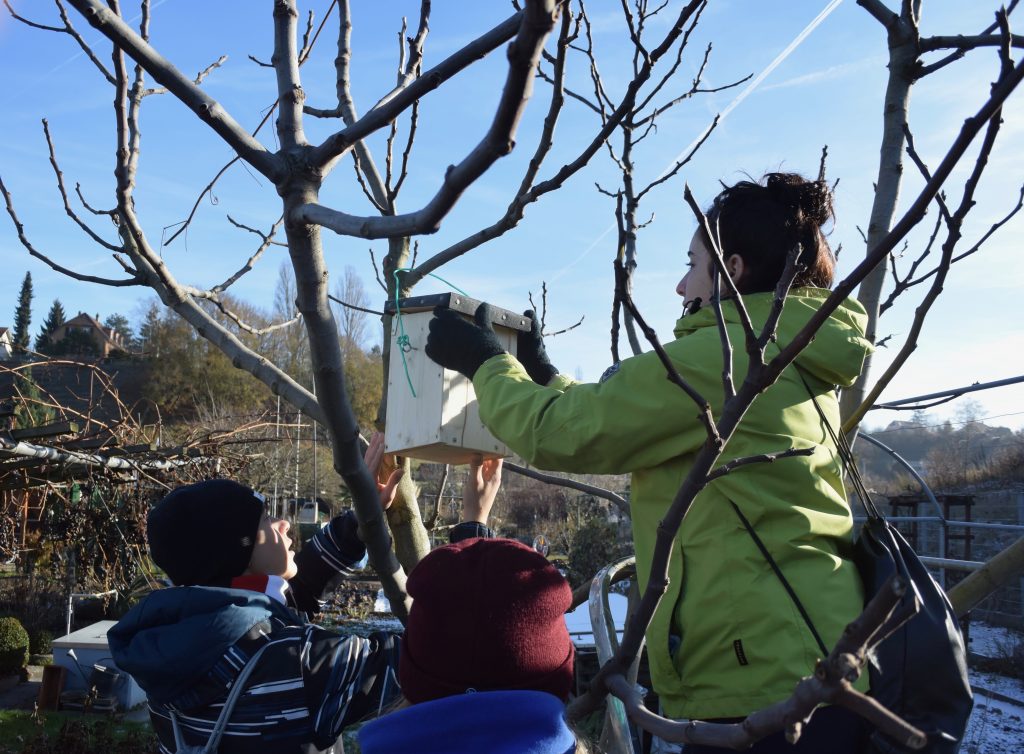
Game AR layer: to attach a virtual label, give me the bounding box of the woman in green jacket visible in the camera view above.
[425,173,872,752]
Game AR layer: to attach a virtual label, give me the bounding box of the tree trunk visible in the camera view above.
[387,457,431,572]
[841,14,919,425]
[283,177,410,620]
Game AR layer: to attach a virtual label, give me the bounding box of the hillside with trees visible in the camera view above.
[859,402,1023,493]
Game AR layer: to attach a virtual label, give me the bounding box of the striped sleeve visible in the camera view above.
[302,627,401,748]
[290,510,366,613]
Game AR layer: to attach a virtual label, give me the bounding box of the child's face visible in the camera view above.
[246,515,297,579]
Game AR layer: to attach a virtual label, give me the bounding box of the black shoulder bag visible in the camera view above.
[734,375,973,753]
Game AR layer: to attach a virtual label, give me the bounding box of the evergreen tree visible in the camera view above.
[134,302,162,355]
[11,272,33,353]
[13,368,55,428]
[103,313,133,346]
[35,299,66,353]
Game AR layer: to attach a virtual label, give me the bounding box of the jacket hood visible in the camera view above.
[108,586,289,705]
[673,287,872,387]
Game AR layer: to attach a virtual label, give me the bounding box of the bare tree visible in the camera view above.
[563,18,1024,744]
[841,0,1024,426]
[548,0,748,361]
[331,265,371,359]
[2,0,565,620]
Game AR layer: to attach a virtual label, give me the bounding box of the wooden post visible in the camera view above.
[19,487,28,549]
[948,536,1024,618]
[38,665,67,710]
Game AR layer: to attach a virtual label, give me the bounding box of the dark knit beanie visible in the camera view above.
[400,537,575,704]
[147,479,265,586]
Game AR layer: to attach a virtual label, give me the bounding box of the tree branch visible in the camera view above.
[842,26,1012,433]
[598,576,925,748]
[920,34,1024,53]
[706,447,814,482]
[5,0,116,84]
[915,1,1019,78]
[0,175,140,287]
[327,294,384,317]
[615,257,718,439]
[856,0,900,29]
[635,113,718,202]
[143,55,228,97]
[272,0,307,150]
[405,0,710,285]
[41,119,121,252]
[504,462,630,516]
[295,1,559,237]
[66,0,282,181]
[308,11,524,170]
[683,185,758,351]
[212,216,286,293]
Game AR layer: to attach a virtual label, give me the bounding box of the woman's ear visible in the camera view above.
[725,253,746,286]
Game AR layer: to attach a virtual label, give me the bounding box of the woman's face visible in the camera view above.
[676,231,714,312]
[675,229,744,311]
[246,515,297,579]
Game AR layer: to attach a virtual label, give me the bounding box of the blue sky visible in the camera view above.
[1,1,1022,432]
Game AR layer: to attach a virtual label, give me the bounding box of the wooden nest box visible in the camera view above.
[383,293,530,464]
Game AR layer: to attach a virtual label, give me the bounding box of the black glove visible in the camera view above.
[425,303,507,379]
[517,309,559,385]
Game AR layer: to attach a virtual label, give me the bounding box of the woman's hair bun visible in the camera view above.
[764,172,833,228]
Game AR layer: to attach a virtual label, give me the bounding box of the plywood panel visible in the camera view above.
[385,305,521,464]
[385,312,442,455]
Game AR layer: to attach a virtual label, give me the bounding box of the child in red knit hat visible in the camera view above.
[354,453,583,754]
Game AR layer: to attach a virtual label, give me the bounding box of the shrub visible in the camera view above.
[567,518,632,589]
[8,714,159,754]
[0,569,66,641]
[0,616,30,676]
[29,628,53,656]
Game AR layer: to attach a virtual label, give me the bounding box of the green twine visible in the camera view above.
[392,268,470,398]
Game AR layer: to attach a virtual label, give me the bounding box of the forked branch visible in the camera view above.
[67,0,282,180]
[294,1,559,237]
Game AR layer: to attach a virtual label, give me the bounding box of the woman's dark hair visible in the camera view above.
[705,172,835,293]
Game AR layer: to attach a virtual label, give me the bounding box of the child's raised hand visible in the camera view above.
[365,432,403,510]
[463,456,502,525]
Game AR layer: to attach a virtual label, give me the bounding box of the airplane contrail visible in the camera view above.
[2,0,173,110]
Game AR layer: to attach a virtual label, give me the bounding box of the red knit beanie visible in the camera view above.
[399,537,575,704]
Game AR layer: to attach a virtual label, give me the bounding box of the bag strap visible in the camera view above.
[729,500,829,657]
[170,639,274,753]
[793,368,885,522]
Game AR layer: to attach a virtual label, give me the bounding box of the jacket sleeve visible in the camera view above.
[449,521,496,542]
[303,627,402,748]
[472,349,715,475]
[290,510,366,614]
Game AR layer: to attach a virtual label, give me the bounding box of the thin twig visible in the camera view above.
[41,119,121,252]
[0,175,140,287]
[706,447,815,482]
[504,462,629,516]
[327,294,384,317]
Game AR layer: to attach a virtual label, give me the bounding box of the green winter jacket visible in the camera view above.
[472,288,872,719]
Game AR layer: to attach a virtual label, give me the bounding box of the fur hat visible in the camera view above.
[400,537,575,703]
[147,479,264,586]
